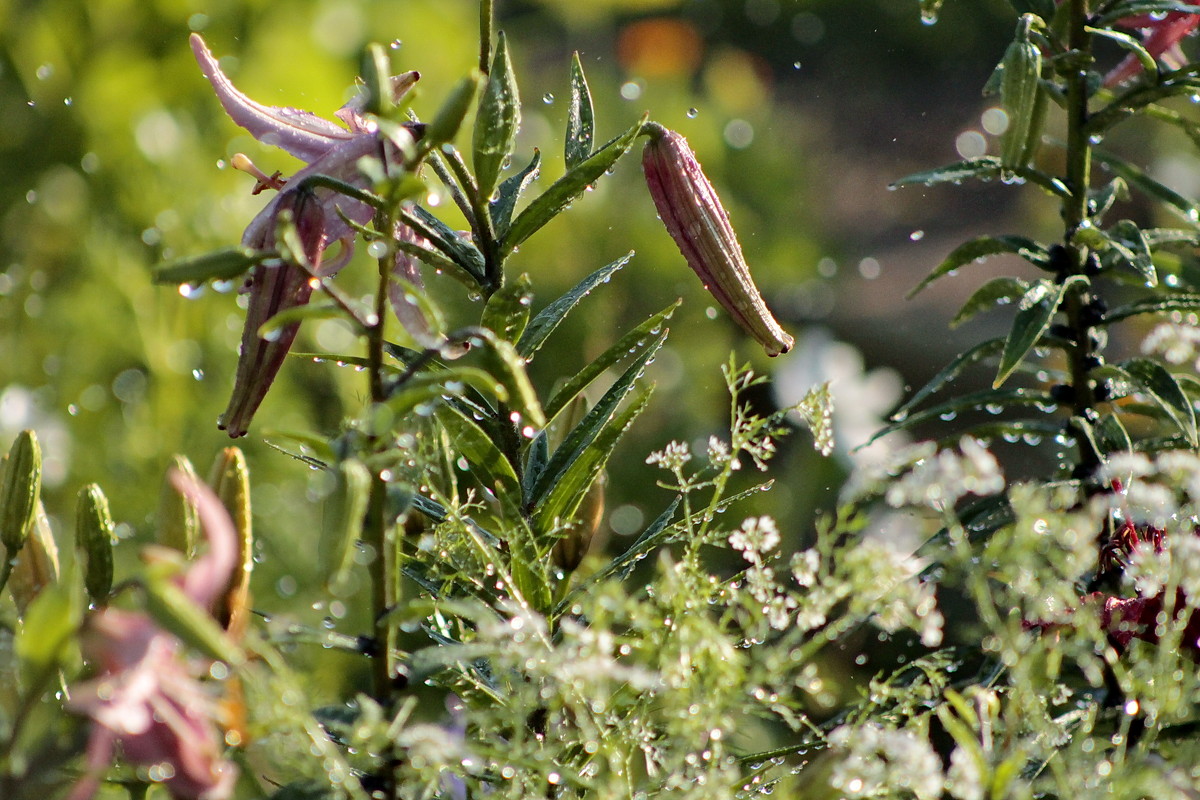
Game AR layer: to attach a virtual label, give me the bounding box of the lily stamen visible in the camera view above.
[230,153,286,194]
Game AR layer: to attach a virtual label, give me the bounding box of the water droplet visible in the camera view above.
[792,61,802,70]
[909,229,925,241]
[542,92,554,104]
[192,368,205,381]
[36,64,53,81]
[686,107,699,119]
[366,240,388,259]
[390,39,403,49]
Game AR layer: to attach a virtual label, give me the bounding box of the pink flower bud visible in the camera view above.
[642,124,793,356]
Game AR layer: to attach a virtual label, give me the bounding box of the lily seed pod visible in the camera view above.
[209,447,253,634]
[1,430,42,557]
[8,501,60,614]
[76,483,116,603]
[641,123,793,356]
[159,455,201,557]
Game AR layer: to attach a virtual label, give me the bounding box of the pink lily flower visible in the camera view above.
[1106,12,1199,86]
[66,473,240,800]
[190,34,419,436]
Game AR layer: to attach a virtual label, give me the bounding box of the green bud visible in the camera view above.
[209,447,253,631]
[142,574,244,665]
[1,430,42,556]
[8,501,60,614]
[425,72,482,147]
[319,460,371,593]
[159,455,200,557]
[999,15,1043,173]
[75,483,115,603]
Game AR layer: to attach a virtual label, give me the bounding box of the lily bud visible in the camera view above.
[8,501,60,614]
[208,448,253,634]
[641,124,793,356]
[1,430,42,556]
[159,455,201,557]
[76,483,115,603]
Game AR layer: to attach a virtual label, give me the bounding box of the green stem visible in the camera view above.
[442,146,504,293]
[479,0,495,74]
[1062,0,1102,476]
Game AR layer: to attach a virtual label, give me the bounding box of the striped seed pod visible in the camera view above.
[642,123,793,357]
[999,15,1043,173]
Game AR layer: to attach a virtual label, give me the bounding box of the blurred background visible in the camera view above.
[1,0,1183,705]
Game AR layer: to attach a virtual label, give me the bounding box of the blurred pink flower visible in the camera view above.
[1106,12,1199,86]
[190,34,419,436]
[66,473,239,800]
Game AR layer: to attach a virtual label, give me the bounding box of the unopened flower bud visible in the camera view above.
[8,501,60,614]
[208,448,253,633]
[159,455,201,557]
[642,124,793,356]
[1,430,42,556]
[76,483,115,603]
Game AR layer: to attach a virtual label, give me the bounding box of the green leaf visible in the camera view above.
[544,301,679,421]
[1120,357,1198,446]
[517,252,633,358]
[565,52,595,168]
[489,149,541,240]
[504,115,647,253]
[473,31,520,202]
[994,277,1084,388]
[318,460,371,593]
[951,277,1030,327]
[1100,219,1156,286]
[891,339,1007,422]
[1093,2,1200,26]
[1092,147,1200,226]
[528,330,667,509]
[384,368,508,424]
[949,418,1063,448]
[436,405,521,500]
[909,235,1049,298]
[424,71,482,147]
[1087,26,1158,82]
[890,156,1069,197]
[522,430,550,499]
[257,302,343,338]
[143,575,244,664]
[533,384,653,537]
[481,272,533,343]
[154,247,262,285]
[405,205,487,282]
[869,387,1057,444]
[14,581,79,674]
[1103,293,1200,324]
[471,329,545,429]
[1090,178,1129,222]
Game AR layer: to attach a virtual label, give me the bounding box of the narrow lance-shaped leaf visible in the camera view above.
[1103,293,1200,324]
[528,330,667,508]
[1102,219,1157,286]
[545,301,679,421]
[481,272,533,343]
[154,247,262,285]
[504,115,647,252]
[565,52,595,168]
[473,31,520,202]
[951,277,1030,328]
[890,156,1069,197]
[436,406,521,501]
[891,338,1008,422]
[489,149,541,240]
[869,387,1057,445]
[534,385,653,537]
[1121,357,1198,446]
[909,235,1049,298]
[319,460,371,593]
[994,277,1085,388]
[1092,147,1200,225]
[423,71,481,148]
[517,252,633,358]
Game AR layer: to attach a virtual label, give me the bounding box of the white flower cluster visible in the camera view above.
[1125,530,1200,600]
[729,517,797,630]
[842,540,944,647]
[843,437,1004,510]
[646,441,692,473]
[1142,321,1200,370]
[946,745,985,800]
[1103,451,1200,526]
[827,722,944,800]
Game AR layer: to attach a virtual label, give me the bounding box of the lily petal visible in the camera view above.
[191,33,352,162]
